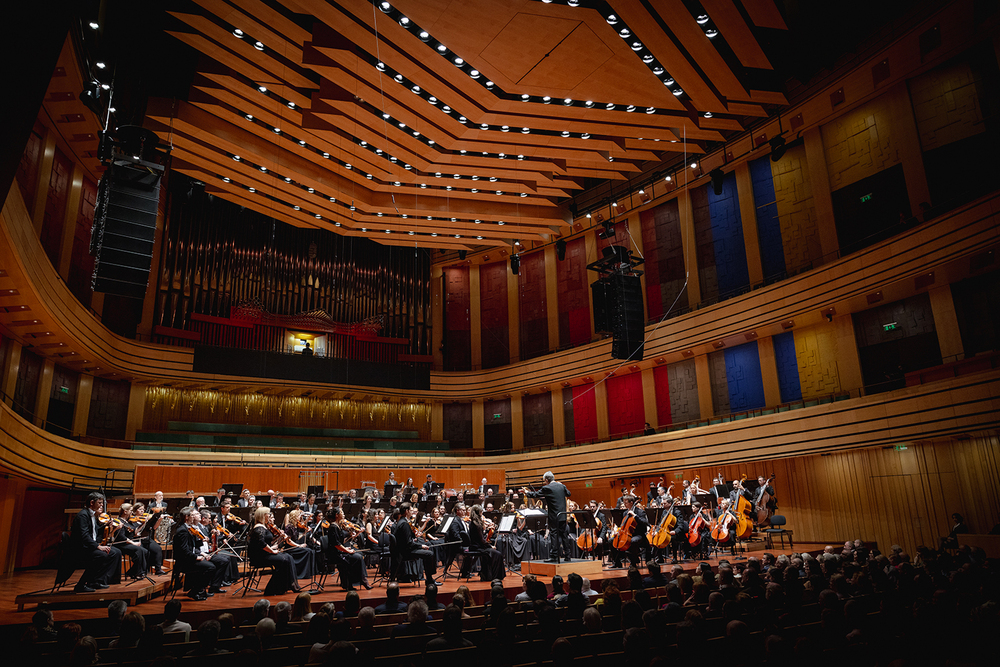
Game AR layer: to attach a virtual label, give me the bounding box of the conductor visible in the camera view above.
[521,471,572,563]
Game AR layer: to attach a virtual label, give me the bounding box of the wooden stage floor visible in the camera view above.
[1,540,822,627]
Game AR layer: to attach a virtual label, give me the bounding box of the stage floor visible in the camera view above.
[1,540,824,626]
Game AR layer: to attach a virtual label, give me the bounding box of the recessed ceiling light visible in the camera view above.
[619,28,630,38]
[258,85,267,93]
[273,127,281,133]
[606,14,618,24]
[563,98,573,105]
[631,41,643,51]
[542,96,551,103]
[521,127,530,134]
[643,55,654,63]
[706,29,718,38]
[626,105,635,112]
[697,14,710,24]
[399,17,410,26]
[307,187,314,192]
[454,57,464,66]
[248,187,255,192]
[323,152,330,158]
[299,139,306,146]
[690,162,698,169]
[469,70,480,79]
[254,41,264,50]
[260,166,267,172]
[419,31,430,41]
[245,114,253,120]
[672,88,684,96]
[89,21,100,30]
[437,44,447,53]
[96,61,106,69]
[606,103,615,110]
[233,155,241,161]
[646,107,656,114]
[665,175,672,182]
[497,221,505,225]
[581,133,591,139]
[704,112,713,118]
[561,131,570,137]
[431,232,438,236]
[521,94,530,101]
[222,177,230,182]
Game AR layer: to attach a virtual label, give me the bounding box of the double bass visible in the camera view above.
[755,473,776,527]
[733,475,754,540]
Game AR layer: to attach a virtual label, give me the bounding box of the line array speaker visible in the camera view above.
[90,163,160,299]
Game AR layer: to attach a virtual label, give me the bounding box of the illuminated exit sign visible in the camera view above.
[860,193,873,203]
[883,322,898,332]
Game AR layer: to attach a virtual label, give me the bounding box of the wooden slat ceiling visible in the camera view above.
[144,0,789,250]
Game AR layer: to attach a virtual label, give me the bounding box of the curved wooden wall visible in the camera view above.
[3,183,999,401]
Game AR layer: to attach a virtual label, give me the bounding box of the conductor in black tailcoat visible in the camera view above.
[521,471,572,563]
[71,492,122,592]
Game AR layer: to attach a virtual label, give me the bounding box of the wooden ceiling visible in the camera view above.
[144,0,789,250]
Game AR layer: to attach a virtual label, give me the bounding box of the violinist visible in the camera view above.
[248,507,306,595]
[70,492,121,593]
[392,503,439,585]
[199,509,240,585]
[114,503,149,580]
[129,502,166,575]
[469,504,505,581]
[173,507,226,600]
[218,498,246,534]
[237,489,252,508]
[326,507,371,590]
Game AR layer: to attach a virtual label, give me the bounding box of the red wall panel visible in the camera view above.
[606,373,645,437]
[444,266,471,370]
[479,261,509,368]
[517,250,549,359]
[653,365,673,427]
[557,237,591,347]
[571,384,598,443]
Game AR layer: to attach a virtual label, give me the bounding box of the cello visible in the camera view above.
[612,501,639,552]
[710,504,736,544]
[576,502,604,552]
[688,506,709,548]
[649,497,679,549]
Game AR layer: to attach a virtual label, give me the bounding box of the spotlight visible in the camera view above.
[769,135,787,162]
[598,220,615,240]
[710,168,724,195]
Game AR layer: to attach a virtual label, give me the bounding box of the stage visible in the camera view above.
[1,540,825,627]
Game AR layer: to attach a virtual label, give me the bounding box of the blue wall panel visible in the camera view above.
[749,156,787,282]
[723,341,766,411]
[707,173,750,297]
[772,331,802,403]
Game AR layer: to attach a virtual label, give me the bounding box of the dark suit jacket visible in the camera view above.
[173,527,203,569]
[71,508,101,555]
[422,481,435,495]
[393,519,420,555]
[445,517,471,550]
[526,481,571,525]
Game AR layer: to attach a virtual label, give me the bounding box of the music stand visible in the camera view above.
[383,482,401,498]
[483,485,499,496]
[306,485,324,497]
[221,483,243,498]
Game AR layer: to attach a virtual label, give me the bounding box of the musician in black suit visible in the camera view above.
[149,491,168,511]
[521,471,572,563]
[478,478,490,495]
[392,503,438,585]
[70,492,122,592]
[619,494,650,567]
[469,504,505,580]
[422,474,435,497]
[445,504,473,576]
[173,508,225,600]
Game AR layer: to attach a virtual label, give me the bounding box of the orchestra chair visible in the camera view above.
[763,515,793,550]
[52,532,77,592]
[233,556,275,597]
[388,542,423,586]
[168,567,185,601]
[442,547,479,582]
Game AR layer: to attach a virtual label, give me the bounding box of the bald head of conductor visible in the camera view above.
[519,471,555,494]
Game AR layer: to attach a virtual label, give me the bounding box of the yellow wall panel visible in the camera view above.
[793,324,842,399]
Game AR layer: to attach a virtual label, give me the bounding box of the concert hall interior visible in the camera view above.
[1,0,999,661]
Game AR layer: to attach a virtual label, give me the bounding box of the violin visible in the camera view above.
[266,522,297,549]
[224,513,247,526]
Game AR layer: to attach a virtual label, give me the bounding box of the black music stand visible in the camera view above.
[384,482,401,498]
[496,514,521,574]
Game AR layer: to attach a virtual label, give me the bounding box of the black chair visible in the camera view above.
[233,558,274,597]
[52,531,77,592]
[442,547,479,581]
[763,515,793,550]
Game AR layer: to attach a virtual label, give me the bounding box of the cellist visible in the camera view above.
[615,495,650,567]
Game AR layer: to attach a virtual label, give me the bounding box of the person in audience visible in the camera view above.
[343,590,361,617]
[354,607,378,641]
[106,600,128,637]
[426,604,474,650]
[390,599,436,638]
[109,611,144,649]
[643,562,669,588]
[253,618,276,652]
[217,613,240,640]
[515,573,536,602]
[455,584,475,609]
[273,600,292,634]
[30,608,57,642]
[425,581,446,610]
[291,591,314,621]
[582,606,603,633]
[70,636,99,667]
[549,574,565,601]
[374,581,406,614]
[56,622,82,657]
[305,614,333,664]
[451,593,471,619]
[555,572,589,619]
[581,577,599,598]
[187,619,226,656]
[158,599,192,641]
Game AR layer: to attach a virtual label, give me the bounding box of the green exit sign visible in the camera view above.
[883,322,898,332]
[493,413,502,419]
[860,193,873,203]
[894,444,908,451]
[59,386,69,394]
[585,481,593,488]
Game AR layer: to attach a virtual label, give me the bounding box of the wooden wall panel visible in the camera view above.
[517,250,548,360]
[523,391,554,447]
[556,237,591,348]
[40,147,72,266]
[444,266,471,371]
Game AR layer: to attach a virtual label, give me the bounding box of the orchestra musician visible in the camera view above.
[616,494,650,567]
[422,474,436,497]
[247,507,305,595]
[665,503,690,563]
[753,476,776,520]
[587,500,610,561]
[326,507,371,590]
[71,492,122,593]
[478,478,490,495]
[129,502,166,575]
[198,509,239,585]
[521,471,572,564]
[468,504,505,581]
[237,489,252,508]
[392,502,439,585]
[113,503,149,580]
[149,491,168,511]
[173,507,226,600]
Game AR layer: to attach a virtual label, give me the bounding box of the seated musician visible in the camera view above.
[199,509,239,585]
[326,507,371,590]
[468,504,505,581]
[393,502,439,585]
[445,503,473,575]
[618,494,650,568]
[129,502,165,575]
[587,500,609,561]
[149,491,168,511]
[173,507,226,600]
[248,507,303,595]
[666,504,690,564]
[71,492,122,593]
[114,504,149,580]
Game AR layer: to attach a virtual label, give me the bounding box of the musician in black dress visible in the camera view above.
[114,504,148,580]
[70,492,121,592]
[129,502,166,575]
[392,503,438,584]
[469,504,505,581]
[521,471,572,563]
[173,508,225,600]
[327,508,371,590]
[248,507,303,595]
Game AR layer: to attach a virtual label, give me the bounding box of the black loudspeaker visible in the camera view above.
[91,163,160,299]
[556,239,567,261]
[609,273,644,360]
[458,250,467,260]
[510,254,520,275]
[591,279,612,333]
[710,168,725,196]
